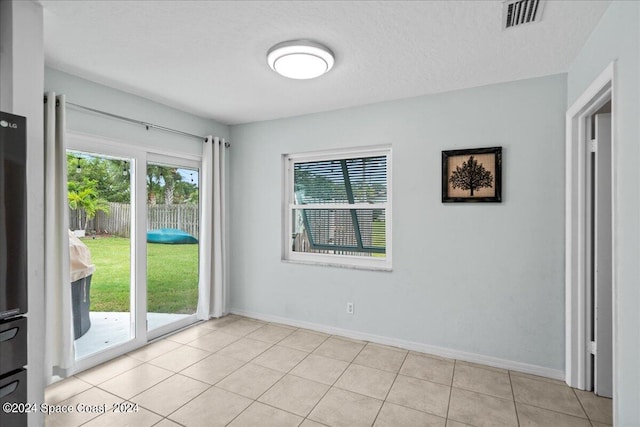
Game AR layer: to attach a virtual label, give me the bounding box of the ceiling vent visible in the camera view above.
[502,0,546,29]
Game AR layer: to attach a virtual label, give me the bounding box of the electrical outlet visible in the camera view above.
[347,302,354,314]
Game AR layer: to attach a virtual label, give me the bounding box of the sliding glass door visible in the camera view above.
[146,156,200,338]
[66,149,135,360]
[67,135,202,367]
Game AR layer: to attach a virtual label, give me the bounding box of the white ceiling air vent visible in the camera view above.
[502,0,546,30]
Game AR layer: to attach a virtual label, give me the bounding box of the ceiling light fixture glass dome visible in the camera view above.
[267,40,335,80]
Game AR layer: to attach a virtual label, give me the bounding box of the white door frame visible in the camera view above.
[66,131,203,373]
[66,133,148,373]
[565,62,616,395]
[146,152,201,341]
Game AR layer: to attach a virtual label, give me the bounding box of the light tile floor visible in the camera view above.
[46,315,612,427]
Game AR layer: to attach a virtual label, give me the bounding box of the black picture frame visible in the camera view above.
[442,146,502,203]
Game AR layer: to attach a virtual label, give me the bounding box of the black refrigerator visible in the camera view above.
[0,111,28,427]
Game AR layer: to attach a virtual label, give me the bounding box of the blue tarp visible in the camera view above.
[147,228,198,244]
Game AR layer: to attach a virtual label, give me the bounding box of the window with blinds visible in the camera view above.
[284,146,391,270]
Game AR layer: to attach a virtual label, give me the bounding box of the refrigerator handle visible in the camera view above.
[0,327,18,343]
[0,380,18,399]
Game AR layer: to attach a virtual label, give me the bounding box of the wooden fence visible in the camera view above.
[148,204,199,238]
[69,203,199,238]
[292,209,377,257]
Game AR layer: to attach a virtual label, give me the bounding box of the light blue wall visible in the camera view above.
[567,2,640,424]
[229,74,567,371]
[45,67,229,155]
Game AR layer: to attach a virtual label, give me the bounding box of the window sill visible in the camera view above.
[281,259,392,272]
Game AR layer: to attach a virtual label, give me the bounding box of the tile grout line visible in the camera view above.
[47,318,242,425]
[77,391,184,427]
[450,384,518,402]
[93,362,175,398]
[571,387,592,422]
[324,341,384,425]
[55,315,595,426]
[510,372,597,422]
[51,368,169,425]
[47,377,94,406]
[508,371,566,386]
[73,396,108,427]
[508,375,605,423]
[214,335,332,427]
[135,373,214,422]
[249,327,329,405]
[73,355,144,387]
[155,417,186,427]
[182,332,242,353]
[510,400,597,422]
[224,327,333,421]
[191,324,309,426]
[445,359,456,423]
[145,343,216,373]
[135,324,273,424]
[163,326,216,345]
[320,348,463,421]
[76,384,166,427]
[278,329,331,354]
[296,338,362,425]
[222,333,313,423]
[508,370,521,427]
[370,346,411,426]
[122,397,186,426]
[252,400,312,423]
[268,343,447,422]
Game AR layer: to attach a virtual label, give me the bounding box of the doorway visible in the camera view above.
[565,62,615,402]
[66,134,202,370]
[585,107,612,397]
[67,150,135,360]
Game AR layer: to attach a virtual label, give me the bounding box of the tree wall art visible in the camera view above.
[442,147,502,203]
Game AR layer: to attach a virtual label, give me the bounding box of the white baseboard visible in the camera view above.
[229,307,565,382]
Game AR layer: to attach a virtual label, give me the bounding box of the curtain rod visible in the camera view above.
[44,95,230,147]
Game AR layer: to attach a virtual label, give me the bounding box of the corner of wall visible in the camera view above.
[1,2,46,426]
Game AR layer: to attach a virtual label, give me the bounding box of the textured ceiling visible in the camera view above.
[41,1,610,125]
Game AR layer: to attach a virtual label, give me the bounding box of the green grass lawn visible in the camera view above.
[82,237,198,314]
[372,219,386,258]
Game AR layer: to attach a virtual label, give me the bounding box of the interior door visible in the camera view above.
[593,113,613,398]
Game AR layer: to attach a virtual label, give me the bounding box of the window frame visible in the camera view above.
[282,145,392,271]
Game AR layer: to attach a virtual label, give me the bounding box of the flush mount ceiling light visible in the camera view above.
[267,40,334,80]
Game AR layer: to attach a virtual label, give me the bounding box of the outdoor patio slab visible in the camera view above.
[75,311,190,359]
